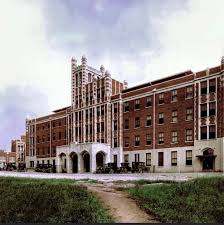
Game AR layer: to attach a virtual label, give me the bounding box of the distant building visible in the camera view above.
[0,150,16,169]
[11,135,26,166]
[25,55,224,173]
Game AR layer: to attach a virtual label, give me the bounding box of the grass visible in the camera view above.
[0,177,113,223]
[128,176,224,223]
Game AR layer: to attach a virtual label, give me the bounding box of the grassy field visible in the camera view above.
[128,177,224,223]
[0,177,113,223]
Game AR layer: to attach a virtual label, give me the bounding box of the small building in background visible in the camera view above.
[0,150,16,170]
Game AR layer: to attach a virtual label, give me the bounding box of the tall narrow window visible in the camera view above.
[209,125,216,139]
[201,104,207,117]
[171,90,177,102]
[201,81,207,95]
[135,153,140,162]
[186,108,193,120]
[114,103,118,113]
[135,99,140,110]
[135,117,140,128]
[146,134,152,145]
[146,115,152,126]
[171,151,177,166]
[124,137,129,147]
[158,113,164,124]
[186,129,193,142]
[186,85,193,98]
[114,138,118,147]
[146,153,151,166]
[135,136,140,146]
[124,154,129,163]
[158,152,164,166]
[209,102,216,116]
[186,150,192,165]
[209,79,216,93]
[124,119,129,129]
[124,102,129,112]
[158,93,164,104]
[200,126,207,140]
[146,96,152,107]
[114,120,118,131]
[158,133,164,144]
[171,131,178,143]
[172,110,178,123]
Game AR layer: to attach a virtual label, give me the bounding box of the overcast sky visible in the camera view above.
[0,0,224,150]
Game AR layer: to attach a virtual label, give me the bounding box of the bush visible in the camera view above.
[128,177,224,223]
[0,177,113,223]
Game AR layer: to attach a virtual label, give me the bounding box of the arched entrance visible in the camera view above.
[202,148,215,171]
[197,148,216,171]
[70,152,78,173]
[59,152,67,173]
[96,151,105,168]
[82,151,90,172]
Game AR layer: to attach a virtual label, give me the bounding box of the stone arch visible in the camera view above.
[59,152,67,173]
[69,152,78,173]
[81,151,90,172]
[96,151,106,168]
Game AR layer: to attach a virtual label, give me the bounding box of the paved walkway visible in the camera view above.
[0,171,223,182]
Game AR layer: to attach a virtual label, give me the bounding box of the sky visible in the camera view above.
[0,0,224,150]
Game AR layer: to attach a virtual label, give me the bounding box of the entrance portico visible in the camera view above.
[56,142,110,173]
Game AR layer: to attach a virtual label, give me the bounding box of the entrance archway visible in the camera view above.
[59,152,67,173]
[82,151,90,172]
[96,151,105,168]
[70,152,78,173]
[202,148,215,171]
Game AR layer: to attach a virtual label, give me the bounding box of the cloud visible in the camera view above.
[0,86,49,150]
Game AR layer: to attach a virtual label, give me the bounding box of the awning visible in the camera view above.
[196,154,217,160]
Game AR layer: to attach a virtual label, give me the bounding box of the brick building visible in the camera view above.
[0,150,16,169]
[25,55,224,173]
[11,135,26,166]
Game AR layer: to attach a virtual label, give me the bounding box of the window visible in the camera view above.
[146,115,152,126]
[146,96,152,107]
[52,159,55,166]
[209,102,216,116]
[135,117,140,128]
[135,136,140,146]
[146,134,152,145]
[201,126,207,140]
[97,106,100,117]
[124,119,129,129]
[124,154,129,163]
[209,125,216,139]
[158,93,164,104]
[186,108,193,121]
[158,133,164,144]
[114,103,118,113]
[171,151,177,166]
[37,136,40,143]
[30,161,34,168]
[172,110,178,123]
[124,102,129,112]
[146,153,151,166]
[97,123,100,133]
[158,152,164,166]
[59,132,61,140]
[53,133,56,140]
[114,138,118,147]
[158,113,164,124]
[171,131,178,143]
[101,122,104,132]
[186,150,192,165]
[135,99,140,110]
[114,120,118,131]
[209,79,216,93]
[201,81,207,95]
[113,155,117,165]
[101,106,104,116]
[124,137,129,147]
[201,104,207,117]
[53,121,55,127]
[186,129,193,142]
[186,85,193,98]
[135,153,140,162]
[171,89,177,102]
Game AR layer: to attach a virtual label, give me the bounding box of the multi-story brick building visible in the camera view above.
[25,55,224,173]
[11,135,26,167]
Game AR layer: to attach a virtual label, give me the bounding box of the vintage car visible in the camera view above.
[35,164,56,173]
[119,162,132,173]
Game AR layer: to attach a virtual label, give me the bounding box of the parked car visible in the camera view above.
[17,162,27,172]
[120,162,132,173]
[5,163,17,171]
[131,162,149,173]
[35,164,56,173]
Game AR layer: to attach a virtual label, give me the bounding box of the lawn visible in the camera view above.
[0,177,113,223]
[128,176,224,223]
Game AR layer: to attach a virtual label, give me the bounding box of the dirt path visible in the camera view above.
[86,183,160,223]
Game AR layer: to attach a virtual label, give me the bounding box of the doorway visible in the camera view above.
[70,152,78,173]
[83,152,90,172]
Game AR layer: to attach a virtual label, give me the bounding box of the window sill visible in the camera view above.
[158,123,164,125]
[134,109,140,111]
[171,142,178,144]
[170,121,178,124]
[185,140,193,143]
[145,106,152,108]
[158,143,164,145]
[185,97,193,100]
[145,144,152,146]
[145,125,152,127]
[134,127,140,129]
[171,100,178,103]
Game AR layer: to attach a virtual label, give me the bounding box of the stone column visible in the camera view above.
[66,154,72,173]
[91,151,96,173]
[78,154,83,173]
[56,156,62,173]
